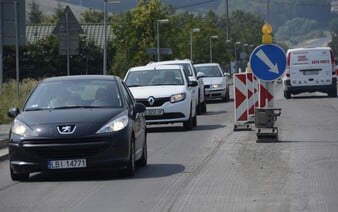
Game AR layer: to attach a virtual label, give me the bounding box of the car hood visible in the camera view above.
[129,86,186,98]
[15,108,125,137]
[202,77,225,85]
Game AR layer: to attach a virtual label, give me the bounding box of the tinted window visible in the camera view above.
[195,66,222,77]
[24,79,122,110]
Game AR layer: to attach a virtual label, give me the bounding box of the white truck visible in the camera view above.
[283,47,337,98]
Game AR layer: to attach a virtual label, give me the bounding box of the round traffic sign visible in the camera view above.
[249,44,286,81]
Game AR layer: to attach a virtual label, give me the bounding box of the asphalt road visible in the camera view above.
[0,83,337,212]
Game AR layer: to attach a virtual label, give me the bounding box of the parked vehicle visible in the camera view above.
[149,59,207,114]
[124,64,198,130]
[8,75,147,181]
[194,63,230,102]
[283,47,337,98]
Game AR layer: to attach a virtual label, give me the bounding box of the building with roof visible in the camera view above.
[26,24,112,48]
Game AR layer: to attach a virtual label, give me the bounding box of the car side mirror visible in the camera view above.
[134,102,146,113]
[8,107,21,118]
[188,80,198,87]
[197,72,206,79]
[223,72,231,78]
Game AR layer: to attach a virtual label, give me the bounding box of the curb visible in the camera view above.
[0,124,11,161]
[0,136,9,161]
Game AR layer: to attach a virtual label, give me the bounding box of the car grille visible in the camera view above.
[204,85,211,89]
[145,112,184,120]
[21,137,110,159]
[136,97,170,107]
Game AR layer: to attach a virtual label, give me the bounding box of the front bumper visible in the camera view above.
[9,131,131,174]
[204,88,226,100]
[145,100,191,124]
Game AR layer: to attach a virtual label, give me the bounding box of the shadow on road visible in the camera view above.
[147,124,225,133]
[26,164,185,182]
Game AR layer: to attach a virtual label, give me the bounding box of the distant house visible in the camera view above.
[26,24,112,49]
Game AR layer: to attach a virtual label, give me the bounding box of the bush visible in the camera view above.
[0,79,38,124]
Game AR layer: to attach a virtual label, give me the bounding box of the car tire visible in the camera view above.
[201,100,207,113]
[192,113,197,127]
[226,88,230,100]
[183,106,193,130]
[196,96,202,115]
[121,139,135,177]
[10,168,29,181]
[328,86,337,97]
[284,90,291,99]
[137,136,147,167]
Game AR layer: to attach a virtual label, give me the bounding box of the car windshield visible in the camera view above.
[195,66,223,77]
[125,69,184,86]
[24,79,123,110]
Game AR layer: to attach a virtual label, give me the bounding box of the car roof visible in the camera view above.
[194,63,220,67]
[148,59,192,65]
[287,47,332,52]
[42,75,120,83]
[128,64,183,72]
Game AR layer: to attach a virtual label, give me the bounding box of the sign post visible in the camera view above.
[0,0,25,93]
[249,23,285,142]
[52,5,84,75]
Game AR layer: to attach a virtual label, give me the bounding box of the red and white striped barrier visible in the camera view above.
[258,81,274,108]
[233,73,250,130]
[246,73,255,119]
[253,75,259,108]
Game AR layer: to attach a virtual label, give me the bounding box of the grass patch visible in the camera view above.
[0,79,38,124]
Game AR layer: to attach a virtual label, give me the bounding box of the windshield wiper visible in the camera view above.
[53,105,100,109]
[25,107,50,111]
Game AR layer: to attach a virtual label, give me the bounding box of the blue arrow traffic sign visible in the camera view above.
[249,44,286,81]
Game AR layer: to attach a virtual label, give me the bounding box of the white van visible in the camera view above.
[283,47,337,98]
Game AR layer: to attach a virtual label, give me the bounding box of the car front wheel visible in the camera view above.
[137,136,147,167]
[121,139,135,177]
[183,105,193,130]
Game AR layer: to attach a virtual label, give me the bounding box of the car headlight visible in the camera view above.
[212,83,226,89]
[11,119,38,137]
[211,84,220,89]
[97,115,129,133]
[170,93,186,103]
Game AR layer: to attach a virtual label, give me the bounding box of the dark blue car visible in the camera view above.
[8,75,147,181]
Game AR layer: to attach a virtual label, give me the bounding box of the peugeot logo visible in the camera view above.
[147,96,155,106]
[57,125,76,134]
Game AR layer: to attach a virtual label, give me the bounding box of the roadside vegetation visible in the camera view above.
[0,79,38,124]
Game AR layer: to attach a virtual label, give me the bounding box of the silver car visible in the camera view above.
[194,63,230,102]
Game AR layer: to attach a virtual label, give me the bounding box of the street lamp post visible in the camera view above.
[103,0,120,75]
[190,28,200,61]
[209,35,218,63]
[156,19,169,62]
[234,41,241,73]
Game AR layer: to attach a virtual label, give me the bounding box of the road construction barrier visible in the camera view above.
[258,81,274,108]
[246,73,255,120]
[233,73,250,130]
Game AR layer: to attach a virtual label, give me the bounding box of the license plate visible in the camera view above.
[48,159,86,169]
[145,109,164,116]
[303,70,319,76]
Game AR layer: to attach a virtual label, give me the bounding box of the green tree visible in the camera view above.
[28,0,44,24]
[111,0,169,76]
[43,3,64,24]
[80,9,104,23]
